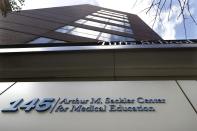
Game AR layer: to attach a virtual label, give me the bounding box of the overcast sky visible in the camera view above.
[22,0,197,40]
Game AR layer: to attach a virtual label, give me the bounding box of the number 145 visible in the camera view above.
[1,98,55,112]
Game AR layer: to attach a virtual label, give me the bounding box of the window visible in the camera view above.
[124,23,130,27]
[105,25,133,34]
[71,27,100,39]
[55,25,75,33]
[99,10,126,17]
[86,15,109,22]
[76,19,105,28]
[56,28,69,33]
[75,19,87,24]
[105,25,125,32]
[108,19,125,25]
[96,10,129,21]
[93,13,129,22]
[62,25,75,30]
[86,15,130,27]
[56,26,100,39]
[55,25,134,41]
[85,21,106,28]
[125,28,133,34]
[75,19,133,34]
[71,27,100,36]
[87,15,109,22]
[69,31,97,39]
[29,37,66,44]
[97,10,127,19]
[99,33,134,41]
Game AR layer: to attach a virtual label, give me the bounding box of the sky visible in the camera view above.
[21,0,197,40]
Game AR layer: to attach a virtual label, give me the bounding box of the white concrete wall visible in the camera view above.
[0,81,196,131]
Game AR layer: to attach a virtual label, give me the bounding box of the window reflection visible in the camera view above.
[86,15,130,27]
[109,19,124,25]
[56,26,75,33]
[93,13,128,22]
[30,9,134,44]
[105,25,125,33]
[56,28,70,33]
[98,11,125,18]
[29,37,66,44]
[55,25,134,41]
[56,26,100,39]
[69,31,98,39]
[73,27,100,36]
[62,26,75,30]
[85,21,106,28]
[99,10,126,17]
[76,19,106,28]
[75,19,133,34]
[99,33,134,41]
[75,19,87,24]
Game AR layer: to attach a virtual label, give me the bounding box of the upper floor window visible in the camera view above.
[56,26,100,39]
[76,19,106,28]
[55,25,134,41]
[86,15,130,27]
[92,13,129,22]
[97,10,127,19]
[75,19,133,34]
[99,10,127,17]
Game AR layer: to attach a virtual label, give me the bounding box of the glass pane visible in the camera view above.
[86,15,109,22]
[93,13,111,18]
[62,26,75,30]
[110,35,125,41]
[73,28,100,36]
[94,12,127,22]
[53,40,66,43]
[125,29,133,34]
[92,16,109,22]
[109,19,124,25]
[99,33,119,41]
[125,23,130,27]
[99,33,134,41]
[56,28,69,33]
[105,25,125,32]
[69,31,98,39]
[75,19,87,24]
[100,10,126,16]
[86,15,94,19]
[124,19,129,22]
[100,33,112,38]
[97,11,124,18]
[98,36,110,41]
[29,37,66,44]
[110,16,124,21]
[29,37,53,44]
[125,37,134,41]
[84,21,106,28]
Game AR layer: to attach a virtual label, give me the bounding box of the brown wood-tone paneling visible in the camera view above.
[0,21,48,36]
[0,4,162,44]
[0,29,38,44]
[128,15,162,40]
[45,31,97,42]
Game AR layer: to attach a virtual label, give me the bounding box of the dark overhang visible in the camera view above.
[0,40,196,81]
[0,40,196,53]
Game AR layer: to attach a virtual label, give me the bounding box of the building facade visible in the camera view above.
[0,4,197,131]
[0,4,161,44]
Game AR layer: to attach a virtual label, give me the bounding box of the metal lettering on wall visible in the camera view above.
[1,97,166,113]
